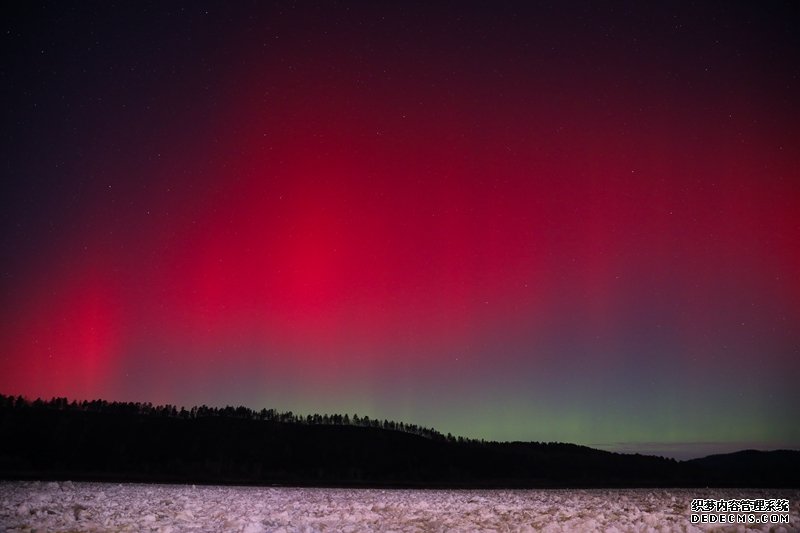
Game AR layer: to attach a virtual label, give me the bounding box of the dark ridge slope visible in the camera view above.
[1,398,797,488]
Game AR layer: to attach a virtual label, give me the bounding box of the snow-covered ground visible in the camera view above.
[1,481,798,532]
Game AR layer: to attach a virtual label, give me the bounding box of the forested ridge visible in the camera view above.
[1,395,797,488]
[0,395,461,443]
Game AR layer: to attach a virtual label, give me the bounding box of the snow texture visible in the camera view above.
[1,481,798,532]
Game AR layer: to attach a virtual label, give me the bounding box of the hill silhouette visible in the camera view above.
[1,395,797,488]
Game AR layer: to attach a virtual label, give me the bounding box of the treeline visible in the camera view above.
[2,393,797,488]
[0,394,473,444]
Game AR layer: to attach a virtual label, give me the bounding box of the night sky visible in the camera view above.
[2,1,799,459]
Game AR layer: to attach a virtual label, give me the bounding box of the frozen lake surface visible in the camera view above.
[1,481,798,532]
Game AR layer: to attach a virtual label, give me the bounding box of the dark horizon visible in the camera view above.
[3,393,797,462]
[3,394,799,489]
